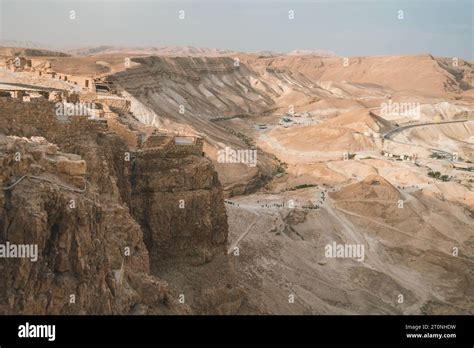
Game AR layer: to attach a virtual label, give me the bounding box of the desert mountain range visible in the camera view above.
[0,46,473,314]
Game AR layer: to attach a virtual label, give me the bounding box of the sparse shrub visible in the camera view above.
[428,171,441,179]
[430,153,443,159]
[289,184,317,191]
[440,175,450,182]
[428,171,450,181]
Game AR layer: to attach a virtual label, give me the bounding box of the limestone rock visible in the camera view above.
[56,159,87,176]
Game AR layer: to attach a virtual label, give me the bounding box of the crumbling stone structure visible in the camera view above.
[4,56,32,72]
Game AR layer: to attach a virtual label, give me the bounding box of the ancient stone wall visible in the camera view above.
[98,97,131,113]
[0,98,107,142]
[105,115,142,149]
[141,135,204,157]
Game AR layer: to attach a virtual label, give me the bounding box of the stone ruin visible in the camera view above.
[4,56,32,72]
[3,55,100,93]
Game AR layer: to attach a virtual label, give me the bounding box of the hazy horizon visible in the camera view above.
[0,0,472,59]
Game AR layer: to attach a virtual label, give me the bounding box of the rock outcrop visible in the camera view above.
[131,149,228,265]
[0,97,240,314]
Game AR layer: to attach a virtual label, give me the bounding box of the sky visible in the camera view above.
[0,0,472,59]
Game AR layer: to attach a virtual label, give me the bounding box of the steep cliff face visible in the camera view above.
[0,135,182,314]
[0,98,239,314]
[126,137,242,313]
[131,152,228,266]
